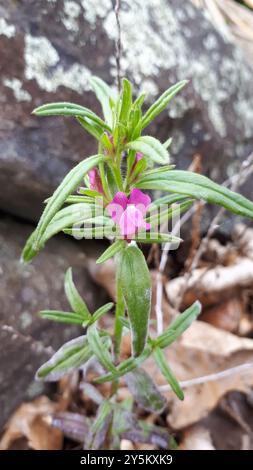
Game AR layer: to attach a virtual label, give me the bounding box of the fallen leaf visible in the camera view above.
[166,257,253,308]
[0,396,62,450]
[200,297,243,333]
[143,321,253,429]
[180,425,215,450]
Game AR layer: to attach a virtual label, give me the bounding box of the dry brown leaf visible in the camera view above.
[166,257,253,307]
[143,321,253,429]
[200,297,243,333]
[180,425,215,450]
[0,396,63,450]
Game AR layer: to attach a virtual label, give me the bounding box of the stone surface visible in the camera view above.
[0,215,108,428]
[0,0,253,221]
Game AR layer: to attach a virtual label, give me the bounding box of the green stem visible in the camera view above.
[99,161,111,201]
[112,163,124,191]
[113,278,125,360]
[110,271,125,397]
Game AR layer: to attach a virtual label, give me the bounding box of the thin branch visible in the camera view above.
[159,361,253,391]
[114,0,122,93]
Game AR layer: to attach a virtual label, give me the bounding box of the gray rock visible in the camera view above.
[0,215,108,428]
[0,0,253,222]
[0,322,52,431]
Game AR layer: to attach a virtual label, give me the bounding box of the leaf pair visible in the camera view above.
[94,301,202,385]
[40,268,113,327]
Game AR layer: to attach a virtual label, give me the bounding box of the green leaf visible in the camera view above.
[134,232,182,244]
[94,344,152,384]
[90,76,116,127]
[127,136,169,165]
[77,116,103,140]
[40,310,84,325]
[125,368,166,412]
[100,132,114,152]
[65,268,91,320]
[154,347,184,400]
[156,301,202,349]
[148,194,189,211]
[86,401,113,450]
[163,137,172,149]
[41,203,99,245]
[65,195,95,204]
[119,78,132,125]
[96,240,126,264]
[133,91,146,109]
[33,102,111,131]
[137,169,253,220]
[118,245,151,357]
[36,335,93,381]
[141,80,188,129]
[147,200,194,227]
[21,154,106,262]
[92,302,114,323]
[87,323,116,373]
[129,157,147,183]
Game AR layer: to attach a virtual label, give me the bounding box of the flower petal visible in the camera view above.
[128,188,151,215]
[119,206,147,236]
[107,192,128,223]
[111,192,128,210]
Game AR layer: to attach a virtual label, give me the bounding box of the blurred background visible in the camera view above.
[1,0,253,450]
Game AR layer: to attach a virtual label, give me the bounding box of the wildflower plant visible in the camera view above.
[22,77,253,447]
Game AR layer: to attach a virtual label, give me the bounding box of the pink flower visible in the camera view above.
[107,188,151,237]
[135,152,143,163]
[88,168,104,195]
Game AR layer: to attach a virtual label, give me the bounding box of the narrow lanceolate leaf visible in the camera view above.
[147,200,194,227]
[92,302,114,323]
[94,344,153,384]
[21,154,106,262]
[65,268,91,320]
[90,76,116,127]
[127,136,169,165]
[41,203,99,245]
[154,347,184,400]
[134,232,182,244]
[36,335,93,381]
[87,323,116,373]
[148,194,189,211]
[137,170,253,220]
[86,401,113,450]
[118,245,151,357]
[40,310,84,325]
[119,78,132,125]
[96,240,126,264]
[163,137,172,149]
[155,301,202,349]
[141,80,188,129]
[77,116,103,140]
[33,102,111,131]
[125,368,166,413]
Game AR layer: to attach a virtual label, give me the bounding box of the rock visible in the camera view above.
[0,215,108,428]
[0,1,253,222]
[0,322,53,432]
